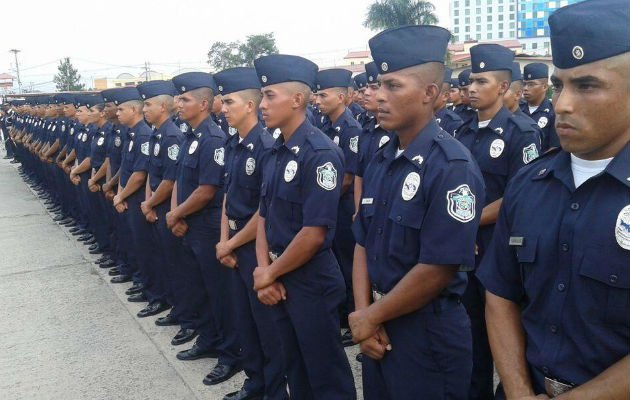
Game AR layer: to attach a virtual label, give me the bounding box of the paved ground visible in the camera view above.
[0,158,363,400]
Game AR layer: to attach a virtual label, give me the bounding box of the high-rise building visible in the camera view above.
[517,0,585,55]
[450,0,519,43]
[450,0,586,55]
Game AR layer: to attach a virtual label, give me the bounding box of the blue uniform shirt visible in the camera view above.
[320,107,361,176]
[477,143,630,389]
[106,124,126,175]
[224,123,274,221]
[148,119,184,192]
[76,123,97,163]
[175,116,226,211]
[454,104,477,124]
[120,120,152,187]
[436,107,464,137]
[260,119,343,254]
[520,98,558,152]
[356,118,393,178]
[89,121,112,170]
[212,113,230,135]
[353,120,485,296]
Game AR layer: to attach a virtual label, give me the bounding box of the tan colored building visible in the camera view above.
[93,71,175,90]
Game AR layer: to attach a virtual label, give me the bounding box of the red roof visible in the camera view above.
[0,73,16,80]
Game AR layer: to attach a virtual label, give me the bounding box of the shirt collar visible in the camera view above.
[470,106,511,136]
[273,118,310,153]
[238,123,264,152]
[383,119,442,168]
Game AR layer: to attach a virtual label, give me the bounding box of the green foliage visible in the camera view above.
[53,58,85,91]
[207,33,279,71]
[364,0,439,30]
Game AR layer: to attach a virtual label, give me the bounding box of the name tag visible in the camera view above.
[509,236,525,246]
[362,198,374,205]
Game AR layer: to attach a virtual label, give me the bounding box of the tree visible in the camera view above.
[207,33,279,71]
[53,57,85,91]
[364,0,439,30]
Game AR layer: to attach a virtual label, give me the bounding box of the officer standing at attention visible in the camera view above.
[252,54,356,399]
[214,67,289,400]
[448,77,463,111]
[457,43,542,400]
[521,62,558,152]
[454,68,477,124]
[111,88,164,309]
[478,1,630,398]
[211,94,231,135]
[137,80,182,319]
[434,67,464,137]
[315,68,362,345]
[504,63,530,119]
[167,72,241,386]
[350,25,484,400]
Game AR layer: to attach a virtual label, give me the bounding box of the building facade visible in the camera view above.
[450,0,519,43]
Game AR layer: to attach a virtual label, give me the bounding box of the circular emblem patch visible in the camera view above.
[154,143,160,157]
[97,137,105,146]
[615,205,630,251]
[401,172,421,201]
[245,157,256,176]
[128,140,134,152]
[284,160,298,182]
[489,139,505,158]
[189,140,198,154]
[538,116,548,128]
[572,46,584,60]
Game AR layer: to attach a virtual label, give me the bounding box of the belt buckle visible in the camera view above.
[269,252,278,261]
[544,377,573,397]
[372,289,385,302]
[228,219,237,230]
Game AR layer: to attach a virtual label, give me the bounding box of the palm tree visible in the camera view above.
[364,0,439,30]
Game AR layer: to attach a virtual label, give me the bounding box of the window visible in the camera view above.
[488,6,493,13]
[499,23,503,29]
[476,33,481,40]
[454,10,459,16]
[499,5,503,12]
[465,0,470,6]
[466,34,472,41]
[499,32,503,38]
[476,16,481,23]
[488,15,492,21]
[510,22,515,29]
[476,0,481,5]
[510,13,515,20]
[510,4,515,11]
[454,1,459,7]
[532,42,538,49]
[466,9,470,15]
[499,15,503,21]
[455,18,459,25]
[466,26,470,32]
[466,17,470,23]
[487,32,493,39]
[487,23,493,30]
[544,41,550,48]
[522,44,527,50]
[454,27,460,33]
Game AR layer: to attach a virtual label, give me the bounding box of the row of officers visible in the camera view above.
[1,0,629,398]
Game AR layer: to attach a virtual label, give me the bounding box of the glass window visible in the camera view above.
[476,16,481,23]
[487,23,493,30]
[455,18,459,24]
[532,42,538,49]
[499,5,503,12]
[466,17,470,23]
[476,7,481,13]
[499,15,503,21]
[476,33,481,40]
[465,0,470,6]
[488,15,492,21]
[466,26,470,32]
[488,6,493,13]
[454,10,459,16]
[499,31,503,38]
[454,27,460,33]
[487,32,493,39]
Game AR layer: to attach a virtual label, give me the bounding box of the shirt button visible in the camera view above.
[387,171,393,176]
[396,216,402,222]
[377,228,383,235]
[382,200,387,205]
[570,202,580,210]
[557,283,566,292]
[561,243,570,252]
[542,366,549,375]
[550,325,557,333]
[474,139,480,144]
[609,274,618,284]
[372,255,377,261]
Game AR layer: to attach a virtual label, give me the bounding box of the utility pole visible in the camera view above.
[144,61,150,81]
[9,49,22,94]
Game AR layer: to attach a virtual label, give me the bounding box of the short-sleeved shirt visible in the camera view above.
[212,113,230,135]
[436,107,464,137]
[105,123,127,175]
[175,116,226,212]
[356,118,393,178]
[259,119,344,254]
[75,123,97,163]
[120,120,152,187]
[520,98,558,152]
[477,143,630,389]
[453,104,477,125]
[89,121,112,170]
[320,107,361,176]
[224,123,274,221]
[148,119,184,192]
[353,120,485,296]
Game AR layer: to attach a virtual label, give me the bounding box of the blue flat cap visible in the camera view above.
[368,25,450,75]
[470,44,514,74]
[458,69,471,87]
[214,67,261,96]
[354,72,368,89]
[137,80,177,100]
[449,78,459,89]
[365,62,379,84]
[316,69,353,91]
[254,54,318,89]
[172,72,218,95]
[549,0,630,69]
[107,87,142,106]
[511,62,523,81]
[523,63,548,80]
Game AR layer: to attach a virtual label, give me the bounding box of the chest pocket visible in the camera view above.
[182,155,198,169]
[579,246,630,327]
[387,202,426,261]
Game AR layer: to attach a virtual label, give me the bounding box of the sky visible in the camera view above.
[1,0,450,92]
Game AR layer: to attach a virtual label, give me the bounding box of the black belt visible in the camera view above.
[372,285,461,314]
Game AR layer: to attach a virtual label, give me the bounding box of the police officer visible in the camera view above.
[353,72,371,127]
[214,67,288,400]
[434,68,464,136]
[354,61,393,218]
[504,63,528,118]
[137,80,182,319]
[252,54,356,399]
[314,68,362,345]
[448,77,463,111]
[211,93,230,135]
[350,25,484,400]
[454,68,477,124]
[457,43,542,400]
[167,72,241,385]
[521,62,558,152]
[110,88,165,309]
[478,1,630,398]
